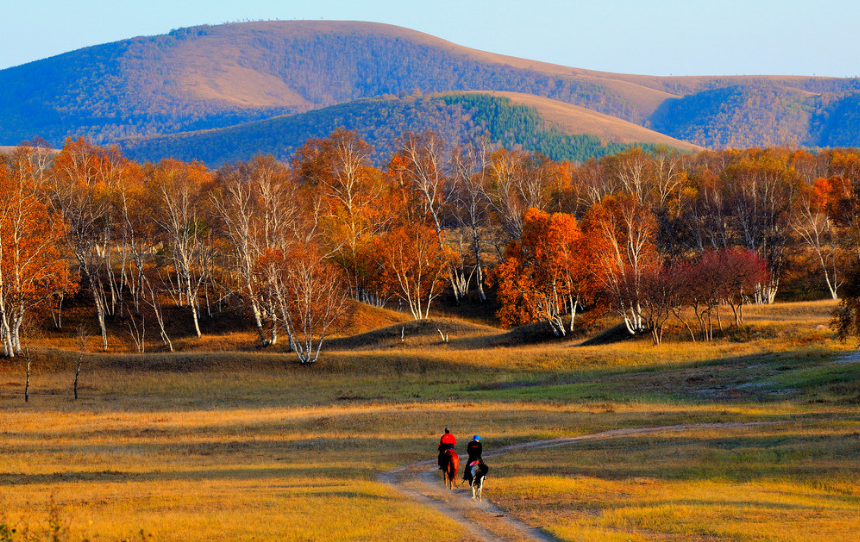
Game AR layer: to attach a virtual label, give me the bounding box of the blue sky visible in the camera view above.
[2,0,858,77]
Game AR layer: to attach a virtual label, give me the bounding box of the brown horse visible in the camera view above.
[440,449,459,490]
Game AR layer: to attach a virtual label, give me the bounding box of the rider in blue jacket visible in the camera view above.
[463,434,483,481]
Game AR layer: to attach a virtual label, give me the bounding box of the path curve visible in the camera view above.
[378,422,777,542]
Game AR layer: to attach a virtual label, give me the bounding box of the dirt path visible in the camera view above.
[379,422,776,542]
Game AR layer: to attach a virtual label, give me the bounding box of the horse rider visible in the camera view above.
[463,434,483,481]
[438,427,457,469]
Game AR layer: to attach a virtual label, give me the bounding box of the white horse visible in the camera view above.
[466,460,489,500]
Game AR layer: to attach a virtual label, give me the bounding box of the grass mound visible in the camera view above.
[328,317,498,350]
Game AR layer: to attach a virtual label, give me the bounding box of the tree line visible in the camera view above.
[3,132,860,361]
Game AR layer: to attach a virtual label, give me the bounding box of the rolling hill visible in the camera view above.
[119,92,701,167]
[2,20,860,155]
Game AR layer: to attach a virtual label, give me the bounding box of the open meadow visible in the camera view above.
[1,300,859,541]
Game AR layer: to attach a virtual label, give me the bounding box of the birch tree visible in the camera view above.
[484,148,560,241]
[723,149,798,304]
[0,151,75,356]
[261,243,351,364]
[373,222,455,320]
[586,195,657,335]
[450,141,492,301]
[149,159,213,338]
[49,138,124,350]
[213,156,299,346]
[793,178,843,300]
[293,130,388,305]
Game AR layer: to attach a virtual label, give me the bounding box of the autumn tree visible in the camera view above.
[0,151,75,356]
[568,158,614,211]
[675,248,769,342]
[449,141,493,301]
[829,150,860,339]
[260,243,351,364]
[484,148,561,240]
[586,194,657,335]
[388,131,480,304]
[390,131,450,242]
[683,167,730,253]
[722,149,799,303]
[793,177,844,299]
[293,129,388,305]
[148,159,214,338]
[372,222,455,320]
[826,149,860,265]
[640,263,687,345]
[606,147,653,205]
[493,209,595,336]
[712,248,769,325]
[213,156,299,346]
[49,138,129,350]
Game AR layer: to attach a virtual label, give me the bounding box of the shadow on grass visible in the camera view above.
[462,350,859,404]
[0,466,396,490]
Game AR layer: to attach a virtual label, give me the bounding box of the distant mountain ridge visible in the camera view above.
[2,20,860,153]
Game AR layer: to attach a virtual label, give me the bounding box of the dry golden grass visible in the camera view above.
[489,423,860,542]
[1,299,858,540]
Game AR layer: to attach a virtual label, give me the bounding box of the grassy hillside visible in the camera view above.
[479,91,701,150]
[3,20,860,150]
[120,93,691,166]
[0,21,659,146]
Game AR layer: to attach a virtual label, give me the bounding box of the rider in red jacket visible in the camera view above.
[437,427,456,469]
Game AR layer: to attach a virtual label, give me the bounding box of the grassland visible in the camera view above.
[1,300,858,541]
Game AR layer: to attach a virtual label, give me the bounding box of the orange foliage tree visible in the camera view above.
[793,177,844,300]
[826,149,860,264]
[0,149,75,356]
[258,243,351,364]
[49,138,131,350]
[293,129,388,305]
[372,222,455,320]
[492,208,596,336]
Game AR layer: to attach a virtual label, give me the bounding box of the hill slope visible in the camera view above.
[2,20,860,149]
[119,93,700,166]
[486,91,700,150]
